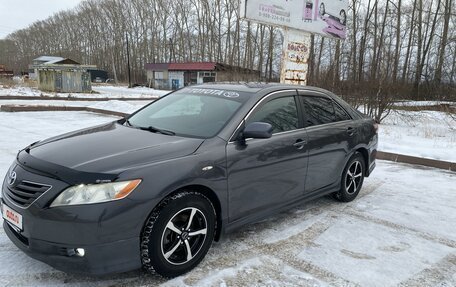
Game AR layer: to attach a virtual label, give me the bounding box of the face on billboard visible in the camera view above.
[240,0,348,40]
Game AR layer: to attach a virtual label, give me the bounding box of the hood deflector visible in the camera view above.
[17,150,118,185]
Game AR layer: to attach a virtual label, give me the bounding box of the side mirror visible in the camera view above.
[242,122,273,139]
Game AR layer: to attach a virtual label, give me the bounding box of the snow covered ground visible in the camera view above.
[393,100,456,107]
[0,84,169,99]
[87,100,144,114]
[378,110,456,162]
[0,99,149,114]
[92,85,169,98]
[0,111,118,179]
[0,108,454,286]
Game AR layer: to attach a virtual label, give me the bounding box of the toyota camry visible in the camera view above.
[1,83,377,277]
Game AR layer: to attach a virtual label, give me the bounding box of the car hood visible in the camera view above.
[29,121,204,173]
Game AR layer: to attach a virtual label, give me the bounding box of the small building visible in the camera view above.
[29,56,66,79]
[0,64,13,78]
[30,56,96,93]
[144,62,261,90]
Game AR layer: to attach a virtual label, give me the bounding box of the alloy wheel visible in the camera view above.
[345,160,363,194]
[161,207,208,265]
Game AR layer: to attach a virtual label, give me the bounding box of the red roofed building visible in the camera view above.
[145,62,260,90]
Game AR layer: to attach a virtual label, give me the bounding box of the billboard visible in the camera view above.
[240,0,348,39]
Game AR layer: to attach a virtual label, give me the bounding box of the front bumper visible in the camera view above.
[3,220,140,275]
[0,163,151,275]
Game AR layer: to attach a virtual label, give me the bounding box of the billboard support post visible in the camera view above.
[280,28,311,85]
[240,0,347,86]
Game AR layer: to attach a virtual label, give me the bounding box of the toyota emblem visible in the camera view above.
[8,171,17,186]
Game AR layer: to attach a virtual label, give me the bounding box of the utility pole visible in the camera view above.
[168,38,174,63]
[126,32,132,88]
[111,53,118,85]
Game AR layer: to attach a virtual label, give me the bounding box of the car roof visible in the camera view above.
[191,82,334,96]
[190,82,360,122]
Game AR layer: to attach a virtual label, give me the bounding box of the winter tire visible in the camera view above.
[140,191,216,278]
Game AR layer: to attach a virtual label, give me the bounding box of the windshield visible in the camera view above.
[127,88,246,138]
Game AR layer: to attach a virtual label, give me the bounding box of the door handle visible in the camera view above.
[293,139,307,150]
[347,127,356,136]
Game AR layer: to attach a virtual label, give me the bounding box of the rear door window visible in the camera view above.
[301,96,334,127]
[334,102,351,121]
[301,96,352,127]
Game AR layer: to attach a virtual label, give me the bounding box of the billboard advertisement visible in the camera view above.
[240,0,348,39]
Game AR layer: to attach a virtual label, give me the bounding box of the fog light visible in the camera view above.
[75,248,85,257]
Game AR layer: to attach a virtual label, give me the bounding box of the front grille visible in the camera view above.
[5,180,51,208]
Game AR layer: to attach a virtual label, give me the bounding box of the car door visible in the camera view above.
[298,91,356,194]
[226,90,309,223]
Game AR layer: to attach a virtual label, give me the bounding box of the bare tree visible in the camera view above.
[2,0,455,108]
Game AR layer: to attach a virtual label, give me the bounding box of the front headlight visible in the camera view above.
[50,179,141,207]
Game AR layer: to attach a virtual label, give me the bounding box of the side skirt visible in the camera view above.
[221,182,339,236]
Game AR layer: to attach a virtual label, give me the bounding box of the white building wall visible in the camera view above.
[168,71,185,89]
[197,72,204,84]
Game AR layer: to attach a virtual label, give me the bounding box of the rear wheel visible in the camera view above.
[334,152,365,202]
[141,191,216,278]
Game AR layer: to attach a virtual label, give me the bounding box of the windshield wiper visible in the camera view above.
[139,126,176,136]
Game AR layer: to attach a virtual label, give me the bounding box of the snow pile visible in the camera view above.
[89,100,140,114]
[393,100,456,107]
[92,85,169,98]
[0,86,42,97]
[379,110,456,162]
[0,85,168,99]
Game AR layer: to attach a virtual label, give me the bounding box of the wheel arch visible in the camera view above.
[166,184,223,242]
[355,147,369,176]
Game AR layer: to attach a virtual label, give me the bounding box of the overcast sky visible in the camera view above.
[0,0,84,39]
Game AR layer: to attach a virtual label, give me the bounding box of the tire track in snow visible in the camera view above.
[159,180,385,286]
[345,209,456,249]
[398,253,456,287]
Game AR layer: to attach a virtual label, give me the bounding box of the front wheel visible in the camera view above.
[141,191,216,278]
[334,152,365,202]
